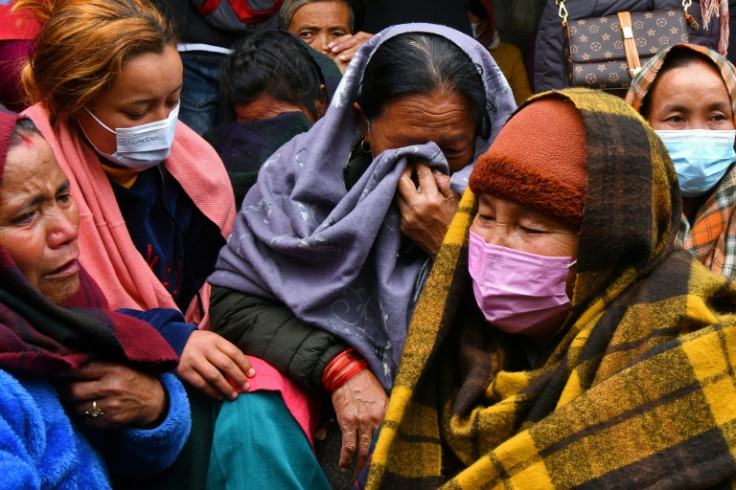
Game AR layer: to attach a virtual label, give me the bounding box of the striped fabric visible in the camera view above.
[677,170,736,279]
[365,89,736,489]
[627,43,736,280]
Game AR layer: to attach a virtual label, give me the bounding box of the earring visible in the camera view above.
[360,132,371,153]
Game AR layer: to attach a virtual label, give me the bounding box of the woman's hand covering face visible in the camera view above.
[327,31,373,73]
[397,162,460,257]
[358,89,477,256]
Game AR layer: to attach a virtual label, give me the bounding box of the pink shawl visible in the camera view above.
[22,103,236,326]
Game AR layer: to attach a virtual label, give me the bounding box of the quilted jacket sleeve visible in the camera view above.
[209,285,350,391]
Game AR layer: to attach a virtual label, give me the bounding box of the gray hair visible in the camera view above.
[277,0,354,32]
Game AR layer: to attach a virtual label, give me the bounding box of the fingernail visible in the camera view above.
[230,391,238,400]
[247,368,255,377]
[242,382,250,391]
[339,54,347,60]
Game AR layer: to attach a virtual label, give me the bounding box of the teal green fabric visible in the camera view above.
[207,391,330,489]
[114,381,214,490]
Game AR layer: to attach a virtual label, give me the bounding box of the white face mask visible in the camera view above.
[82,103,179,170]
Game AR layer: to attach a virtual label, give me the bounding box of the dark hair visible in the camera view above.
[9,117,42,150]
[277,0,354,32]
[640,46,723,119]
[222,31,325,120]
[356,32,491,139]
[465,0,487,20]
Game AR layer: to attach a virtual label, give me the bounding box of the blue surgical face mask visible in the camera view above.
[656,129,736,197]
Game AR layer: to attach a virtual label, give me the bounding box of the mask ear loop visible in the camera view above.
[83,107,117,134]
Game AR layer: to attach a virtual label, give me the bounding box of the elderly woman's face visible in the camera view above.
[0,134,80,304]
[358,90,477,172]
[647,61,735,131]
[289,1,352,56]
[78,44,183,155]
[471,193,579,292]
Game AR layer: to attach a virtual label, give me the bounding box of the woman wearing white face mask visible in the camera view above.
[17,0,254,487]
[627,43,736,280]
[363,89,736,489]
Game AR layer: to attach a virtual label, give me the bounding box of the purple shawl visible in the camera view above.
[209,23,516,389]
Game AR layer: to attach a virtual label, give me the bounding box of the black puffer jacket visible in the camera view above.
[209,287,350,391]
[535,0,720,92]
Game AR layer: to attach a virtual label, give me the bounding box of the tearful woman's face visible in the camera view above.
[356,89,478,173]
[0,133,80,304]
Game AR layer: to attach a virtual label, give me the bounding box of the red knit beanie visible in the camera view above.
[469,97,587,230]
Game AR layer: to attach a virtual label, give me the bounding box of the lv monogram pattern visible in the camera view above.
[564,10,688,89]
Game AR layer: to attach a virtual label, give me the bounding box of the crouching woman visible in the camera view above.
[0,111,190,488]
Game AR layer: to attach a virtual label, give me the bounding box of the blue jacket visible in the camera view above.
[0,370,190,489]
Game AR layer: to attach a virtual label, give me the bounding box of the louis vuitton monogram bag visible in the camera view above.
[557,0,696,91]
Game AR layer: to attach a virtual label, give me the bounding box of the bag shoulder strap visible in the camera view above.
[556,0,696,28]
[617,11,642,77]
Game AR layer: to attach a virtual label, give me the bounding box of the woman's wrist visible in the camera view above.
[322,347,368,393]
[134,377,168,429]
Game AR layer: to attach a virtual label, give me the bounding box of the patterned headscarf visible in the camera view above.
[210,23,516,390]
[0,110,177,376]
[627,43,736,279]
[366,89,736,488]
[626,43,736,115]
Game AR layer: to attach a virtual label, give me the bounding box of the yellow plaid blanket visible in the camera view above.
[366,90,736,489]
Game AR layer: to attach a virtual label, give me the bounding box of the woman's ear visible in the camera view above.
[353,101,368,136]
[315,84,328,120]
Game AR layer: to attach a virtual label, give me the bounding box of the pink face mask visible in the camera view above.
[467,229,576,338]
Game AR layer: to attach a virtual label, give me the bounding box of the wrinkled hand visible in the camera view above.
[62,361,166,429]
[331,369,387,474]
[178,329,255,400]
[396,162,460,258]
[326,31,373,73]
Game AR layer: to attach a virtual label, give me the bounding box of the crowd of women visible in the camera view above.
[2,0,736,488]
